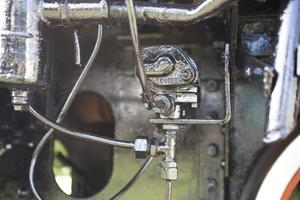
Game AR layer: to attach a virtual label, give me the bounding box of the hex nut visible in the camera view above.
[153,95,175,115]
[161,161,178,180]
[11,90,30,111]
[134,136,149,159]
[161,167,178,180]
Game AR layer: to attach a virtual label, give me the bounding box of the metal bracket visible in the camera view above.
[150,44,231,125]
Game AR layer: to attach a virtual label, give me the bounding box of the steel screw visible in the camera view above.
[205,80,218,92]
[206,178,218,192]
[206,143,218,157]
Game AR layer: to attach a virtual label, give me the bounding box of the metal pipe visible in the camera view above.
[40,0,235,25]
[111,156,154,200]
[125,0,155,107]
[165,181,172,200]
[29,24,103,200]
[110,0,235,24]
[264,0,300,143]
[40,0,108,25]
[28,106,135,148]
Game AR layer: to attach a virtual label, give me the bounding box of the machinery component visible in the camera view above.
[160,129,178,181]
[165,180,172,200]
[73,29,81,67]
[136,44,231,200]
[153,95,175,115]
[29,24,103,200]
[142,45,199,119]
[29,106,135,148]
[263,66,275,97]
[0,0,46,86]
[133,136,149,159]
[111,156,154,200]
[142,45,198,91]
[149,44,231,125]
[40,0,109,25]
[11,90,30,111]
[40,0,235,25]
[126,0,155,107]
[264,0,300,143]
[256,134,300,200]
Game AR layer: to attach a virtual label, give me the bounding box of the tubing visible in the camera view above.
[165,180,172,200]
[40,0,235,25]
[29,24,103,200]
[111,156,154,200]
[125,0,155,107]
[29,106,135,149]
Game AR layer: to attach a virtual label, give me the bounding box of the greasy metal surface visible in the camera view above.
[41,0,235,25]
[142,45,198,90]
[264,0,300,143]
[240,18,278,57]
[229,7,279,200]
[150,44,231,125]
[0,0,45,85]
[40,0,108,25]
[110,0,234,24]
[142,45,199,119]
[0,1,287,199]
[27,23,227,199]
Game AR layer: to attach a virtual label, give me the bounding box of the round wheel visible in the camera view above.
[256,135,300,200]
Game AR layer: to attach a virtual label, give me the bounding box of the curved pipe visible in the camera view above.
[29,106,134,149]
[40,0,235,25]
[111,156,154,200]
[110,0,235,24]
[29,25,103,200]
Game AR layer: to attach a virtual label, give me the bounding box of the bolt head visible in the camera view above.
[205,80,218,92]
[13,104,29,111]
[206,178,217,192]
[134,136,149,159]
[153,95,174,115]
[206,144,218,157]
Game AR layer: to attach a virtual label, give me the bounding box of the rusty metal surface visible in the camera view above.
[32,22,227,199]
[0,1,289,200]
[0,0,47,86]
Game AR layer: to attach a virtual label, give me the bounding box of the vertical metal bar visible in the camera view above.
[125,0,155,107]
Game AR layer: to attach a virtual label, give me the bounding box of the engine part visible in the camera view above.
[2,0,292,200]
[40,0,235,25]
[126,0,155,107]
[11,90,30,111]
[29,24,103,200]
[0,0,46,86]
[264,0,300,143]
[142,45,199,119]
[149,44,231,125]
[256,134,300,200]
